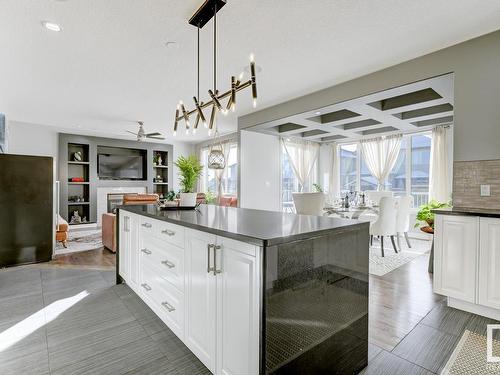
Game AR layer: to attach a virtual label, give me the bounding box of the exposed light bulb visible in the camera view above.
[208,129,212,136]
[238,72,244,80]
[186,128,190,135]
[249,53,255,62]
[42,21,62,32]
[193,128,197,135]
[173,130,177,137]
[253,98,257,108]
[203,121,208,129]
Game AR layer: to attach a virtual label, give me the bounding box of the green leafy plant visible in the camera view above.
[204,191,217,204]
[165,190,177,201]
[414,200,451,229]
[174,155,203,193]
[312,183,323,193]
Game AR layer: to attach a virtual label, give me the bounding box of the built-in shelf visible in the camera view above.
[68,161,90,165]
[153,182,169,185]
[154,165,168,169]
[68,202,90,205]
[68,182,90,185]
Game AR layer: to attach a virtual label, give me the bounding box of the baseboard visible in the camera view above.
[448,297,500,320]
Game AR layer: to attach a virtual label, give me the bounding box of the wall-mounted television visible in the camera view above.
[97,146,146,180]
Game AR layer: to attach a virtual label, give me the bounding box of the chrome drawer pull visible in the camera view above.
[161,301,176,312]
[141,248,152,255]
[207,244,215,273]
[141,283,152,291]
[161,260,175,269]
[214,245,222,275]
[141,223,152,228]
[161,229,176,236]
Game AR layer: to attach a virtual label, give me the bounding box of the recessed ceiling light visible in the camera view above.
[42,21,62,32]
[165,41,178,49]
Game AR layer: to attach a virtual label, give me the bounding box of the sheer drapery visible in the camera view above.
[360,134,402,190]
[429,126,450,202]
[281,138,319,192]
[328,143,340,202]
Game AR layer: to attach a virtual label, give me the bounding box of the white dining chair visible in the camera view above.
[396,195,413,250]
[369,196,398,257]
[365,190,393,206]
[292,192,326,216]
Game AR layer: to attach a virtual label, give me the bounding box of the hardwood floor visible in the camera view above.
[46,248,116,271]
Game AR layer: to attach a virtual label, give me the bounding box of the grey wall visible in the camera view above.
[58,133,173,222]
[239,29,500,163]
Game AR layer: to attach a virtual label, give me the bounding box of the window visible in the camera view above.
[411,134,431,207]
[199,141,238,197]
[338,132,431,207]
[281,142,318,212]
[340,144,358,193]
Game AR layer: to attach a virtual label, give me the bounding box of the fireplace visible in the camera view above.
[107,193,135,214]
[97,187,147,226]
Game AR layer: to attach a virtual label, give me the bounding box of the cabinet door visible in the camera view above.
[434,214,478,303]
[479,218,500,309]
[216,237,260,375]
[118,211,131,281]
[184,229,217,373]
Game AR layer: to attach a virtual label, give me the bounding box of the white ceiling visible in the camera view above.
[1,0,500,144]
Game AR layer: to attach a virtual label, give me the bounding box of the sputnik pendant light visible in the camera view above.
[172,0,259,137]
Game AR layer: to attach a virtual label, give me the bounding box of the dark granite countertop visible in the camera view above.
[118,204,367,247]
[432,207,500,218]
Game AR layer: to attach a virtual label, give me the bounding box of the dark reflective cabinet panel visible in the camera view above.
[264,228,369,374]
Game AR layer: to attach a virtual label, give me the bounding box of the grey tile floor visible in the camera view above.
[0,266,498,374]
[363,300,500,375]
[0,267,210,375]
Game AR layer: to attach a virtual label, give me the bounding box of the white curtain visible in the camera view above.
[281,138,319,192]
[328,143,340,203]
[360,134,402,190]
[429,126,450,202]
[215,142,232,197]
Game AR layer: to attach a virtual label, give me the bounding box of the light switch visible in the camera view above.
[481,184,491,197]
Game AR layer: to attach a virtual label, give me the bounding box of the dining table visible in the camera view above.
[324,205,379,220]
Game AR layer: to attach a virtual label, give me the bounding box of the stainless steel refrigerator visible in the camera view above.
[0,154,53,267]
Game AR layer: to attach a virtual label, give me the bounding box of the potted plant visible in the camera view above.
[414,200,451,232]
[174,155,203,206]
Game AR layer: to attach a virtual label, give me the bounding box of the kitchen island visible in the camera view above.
[117,204,369,375]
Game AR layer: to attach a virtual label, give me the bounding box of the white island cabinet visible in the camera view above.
[434,212,500,320]
[118,211,260,375]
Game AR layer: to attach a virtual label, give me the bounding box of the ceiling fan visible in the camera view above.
[127,121,165,142]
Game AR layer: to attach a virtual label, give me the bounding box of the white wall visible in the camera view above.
[240,130,281,211]
[7,121,58,161]
[172,141,196,192]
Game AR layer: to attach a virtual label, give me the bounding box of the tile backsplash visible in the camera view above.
[453,160,500,209]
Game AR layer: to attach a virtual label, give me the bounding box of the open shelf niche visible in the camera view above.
[67,143,91,224]
[153,150,169,199]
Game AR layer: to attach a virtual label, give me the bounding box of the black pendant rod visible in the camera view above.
[197,26,200,101]
[213,5,216,93]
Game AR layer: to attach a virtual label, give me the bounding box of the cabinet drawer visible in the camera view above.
[139,217,185,248]
[140,261,184,337]
[140,236,184,291]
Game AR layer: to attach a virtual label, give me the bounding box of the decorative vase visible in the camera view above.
[179,192,197,207]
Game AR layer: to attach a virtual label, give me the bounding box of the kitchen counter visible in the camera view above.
[433,206,500,218]
[119,204,368,246]
[117,204,369,374]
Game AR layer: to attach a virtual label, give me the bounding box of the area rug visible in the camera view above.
[55,228,103,254]
[369,238,430,276]
[442,330,500,374]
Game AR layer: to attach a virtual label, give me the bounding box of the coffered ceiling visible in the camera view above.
[250,74,454,143]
